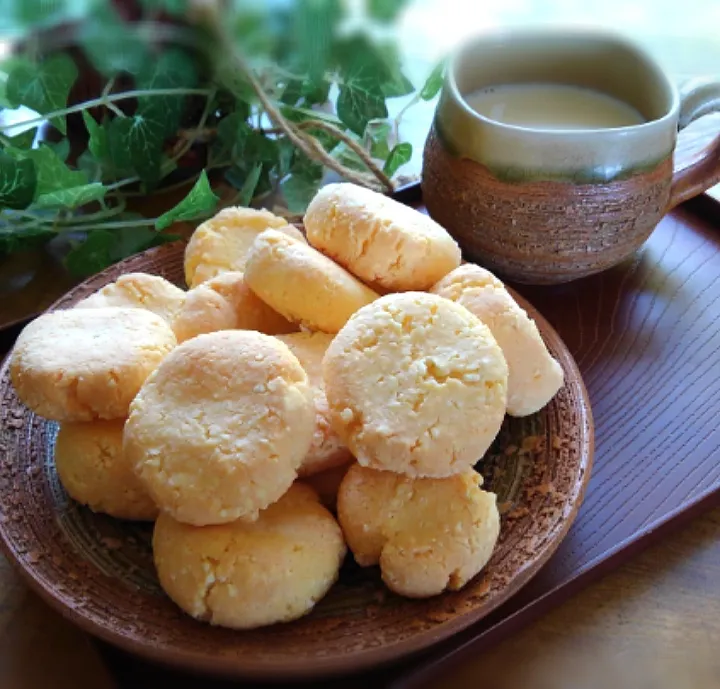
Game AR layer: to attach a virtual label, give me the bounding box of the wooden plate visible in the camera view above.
[0,242,593,680]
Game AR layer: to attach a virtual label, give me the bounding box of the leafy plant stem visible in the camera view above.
[0,87,215,133]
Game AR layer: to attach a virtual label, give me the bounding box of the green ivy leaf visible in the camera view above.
[109,226,179,262]
[236,163,263,207]
[0,222,55,257]
[376,43,414,98]
[6,53,78,135]
[6,127,37,150]
[0,150,37,209]
[47,138,70,162]
[138,0,188,14]
[282,173,323,213]
[420,58,446,101]
[331,143,368,172]
[65,229,116,277]
[155,170,219,230]
[82,111,108,160]
[33,183,106,209]
[366,120,391,158]
[337,80,387,136]
[80,6,151,77]
[14,144,87,197]
[294,0,341,88]
[107,114,165,186]
[137,48,199,138]
[367,0,408,22]
[383,142,412,177]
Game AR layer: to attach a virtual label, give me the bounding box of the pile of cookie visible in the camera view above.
[9,183,564,629]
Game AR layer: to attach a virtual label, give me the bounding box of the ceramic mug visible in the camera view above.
[422,28,720,284]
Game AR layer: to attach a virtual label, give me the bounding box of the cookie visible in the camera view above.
[323,292,508,477]
[76,273,186,327]
[55,419,158,521]
[300,462,353,512]
[153,483,346,629]
[172,271,296,343]
[432,264,564,416]
[337,465,499,598]
[304,183,461,291]
[184,207,305,288]
[244,229,379,333]
[11,307,176,422]
[276,332,353,476]
[125,330,315,526]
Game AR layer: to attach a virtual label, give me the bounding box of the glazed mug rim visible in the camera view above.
[446,26,680,138]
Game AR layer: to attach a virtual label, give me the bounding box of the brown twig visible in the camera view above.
[209,22,394,194]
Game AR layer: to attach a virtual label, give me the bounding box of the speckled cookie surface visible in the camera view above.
[323,292,508,477]
[276,332,352,476]
[153,483,346,629]
[172,271,296,343]
[75,273,186,327]
[55,419,158,521]
[432,264,564,417]
[124,330,315,526]
[10,307,177,422]
[304,183,461,291]
[244,229,379,334]
[337,465,500,598]
[184,207,305,288]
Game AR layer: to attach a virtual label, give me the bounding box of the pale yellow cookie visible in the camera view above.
[323,292,508,478]
[276,332,353,476]
[76,273,186,327]
[432,264,564,417]
[55,419,158,521]
[184,207,305,288]
[125,330,315,526]
[338,465,499,598]
[244,229,379,333]
[304,183,461,291]
[153,483,346,629]
[172,271,296,343]
[300,462,353,512]
[11,307,176,422]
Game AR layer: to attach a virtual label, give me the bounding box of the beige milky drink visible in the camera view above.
[464,83,646,130]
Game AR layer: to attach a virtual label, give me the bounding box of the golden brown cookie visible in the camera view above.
[304,183,461,291]
[11,307,176,422]
[153,483,346,629]
[55,419,158,520]
[125,330,315,526]
[184,207,305,287]
[337,465,499,598]
[244,229,379,333]
[76,273,186,327]
[172,271,296,343]
[323,292,508,477]
[276,332,353,476]
[432,264,564,416]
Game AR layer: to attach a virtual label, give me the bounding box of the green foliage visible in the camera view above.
[0,0,434,275]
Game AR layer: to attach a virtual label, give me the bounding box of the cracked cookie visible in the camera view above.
[55,419,158,521]
[11,307,176,422]
[76,273,186,328]
[244,229,379,333]
[184,207,305,288]
[304,183,461,291]
[172,271,296,343]
[153,483,346,629]
[323,292,508,477]
[125,330,315,526]
[337,465,499,598]
[276,332,353,477]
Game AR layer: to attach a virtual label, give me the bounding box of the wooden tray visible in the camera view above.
[88,192,720,688]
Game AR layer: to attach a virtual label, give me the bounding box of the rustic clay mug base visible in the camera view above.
[422,29,720,284]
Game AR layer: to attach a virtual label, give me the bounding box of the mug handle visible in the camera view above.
[667,77,720,210]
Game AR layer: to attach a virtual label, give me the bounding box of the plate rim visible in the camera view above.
[0,241,594,679]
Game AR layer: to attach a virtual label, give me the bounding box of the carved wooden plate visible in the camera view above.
[0,242,593,680]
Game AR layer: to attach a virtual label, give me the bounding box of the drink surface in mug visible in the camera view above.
[464,83,646,130]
